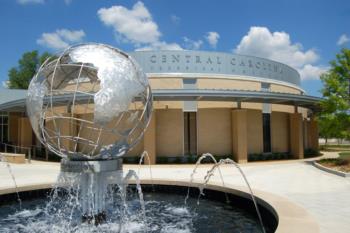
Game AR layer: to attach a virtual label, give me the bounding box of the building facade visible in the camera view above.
[0,50,320,163]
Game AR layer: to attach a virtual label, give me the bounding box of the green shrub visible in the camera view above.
[335,159,349,166]
[339,152,350,160]
[123,156,140,164]
[154,154,234,164]
[248,152,290,162]
[213,155,229,162]
[174,156,182,164]
[156,156,168,164]
[188,154,198,163]
[319,158,349,166]
[304,148,321,158]
[48,152,61,162]
[248,153,260,161]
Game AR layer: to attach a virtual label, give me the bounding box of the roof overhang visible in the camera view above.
[0,89,321,112]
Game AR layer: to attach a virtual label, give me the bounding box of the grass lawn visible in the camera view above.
[339,152,350,158]
[320,144,350,152]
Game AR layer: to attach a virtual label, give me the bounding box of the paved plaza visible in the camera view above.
[0,152,349,233]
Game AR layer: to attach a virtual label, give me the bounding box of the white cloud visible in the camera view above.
[37,29,85,50]
[206,31,220,48]
[183,37,203,50]
[298,64,328,80]
[234,26,325,80]
[17,0,44,4]
[136,41,183,51]
[56,29,85,42]
[98,1,161,45]
[98,1,181,51]
[337,34,349,46]
[2,81,9,88]
[170,14,180,24]
[64,0,72,5]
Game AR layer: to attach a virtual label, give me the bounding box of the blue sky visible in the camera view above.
[1,0,349,96]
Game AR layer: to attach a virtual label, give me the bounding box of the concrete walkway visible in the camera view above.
[1,152,349,233]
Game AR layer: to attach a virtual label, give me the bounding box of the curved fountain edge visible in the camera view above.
[0,179,319,233]
[0,182,53,196]
[135,179,319,233]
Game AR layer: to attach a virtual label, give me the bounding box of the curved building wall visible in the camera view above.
[129,51,316,160]
[197,108,232,155]
[3,50,318,163]
[130,50,301,87]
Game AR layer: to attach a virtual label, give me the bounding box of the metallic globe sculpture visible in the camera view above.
[27,43,152,161]
[26,43,153,224]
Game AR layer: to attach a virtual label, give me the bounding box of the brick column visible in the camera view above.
[18,117,32,148]
[231,109,248,163]
[57,114,77,152]
[143,111,157,164]
[289,113,304,159]
[45,114,77,152]
[303,119,308,148]
[9,112,21,145]
[308,116,319,151]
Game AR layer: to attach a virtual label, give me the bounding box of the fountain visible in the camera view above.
[137,151,154,186]
[26,43,152,225]
[0,154,22,209]
[185,153,226,204]
[197,157,266,233]
[0,43,275,232]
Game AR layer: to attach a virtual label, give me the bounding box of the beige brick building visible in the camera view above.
[0,50,320,163]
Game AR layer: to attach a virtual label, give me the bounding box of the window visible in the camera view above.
[0,112,9,143]
[261,82,270,91]
[262,113,271,153]
[184,112,197,155]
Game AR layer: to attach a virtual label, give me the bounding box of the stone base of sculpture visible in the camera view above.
[60,159,123,225]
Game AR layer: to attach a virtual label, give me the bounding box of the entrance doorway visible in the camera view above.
[263,113,271,153]
[184,112,197,155]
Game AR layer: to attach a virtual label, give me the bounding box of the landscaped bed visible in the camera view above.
[317,152,350,173]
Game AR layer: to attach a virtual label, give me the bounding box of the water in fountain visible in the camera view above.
[2,166,148,232]
[1,186,269,233]
[123,170,146,218]
[185,153,226,204]
[54,157,147,227]
[197,157,266,233]
[0,154,271,233]
[0,153,22,209]
[137,151,154,188]
[54,169,123,226]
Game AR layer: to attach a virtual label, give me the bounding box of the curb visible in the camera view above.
[312,161,350,178]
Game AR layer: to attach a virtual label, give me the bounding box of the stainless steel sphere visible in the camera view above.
[26,43,152,160]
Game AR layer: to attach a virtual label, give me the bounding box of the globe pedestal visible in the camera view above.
[60,159,123,225]
[26,43,153,227]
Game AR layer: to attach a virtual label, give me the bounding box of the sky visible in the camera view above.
[0,0,349,97]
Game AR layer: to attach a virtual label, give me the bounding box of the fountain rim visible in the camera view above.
[0,178,319,233]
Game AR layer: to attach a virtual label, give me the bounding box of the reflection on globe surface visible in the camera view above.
[26,43,152,160]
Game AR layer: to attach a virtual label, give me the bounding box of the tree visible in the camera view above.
[8,51,52,89]
[318,113,350,144]
[319,48,350,142]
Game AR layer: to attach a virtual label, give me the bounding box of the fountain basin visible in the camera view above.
[0,178,319,233]
[0,185,274,232]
